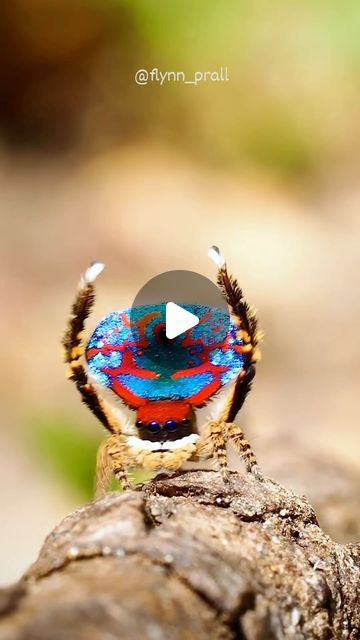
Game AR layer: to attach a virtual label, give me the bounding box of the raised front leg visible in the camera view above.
[209,245,262,364]
[62,262,122,437]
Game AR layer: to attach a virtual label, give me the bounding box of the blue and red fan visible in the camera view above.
[86,303,246,424]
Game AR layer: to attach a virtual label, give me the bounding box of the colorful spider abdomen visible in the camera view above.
[86,303,247,419]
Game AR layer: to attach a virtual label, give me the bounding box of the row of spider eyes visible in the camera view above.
[135,418,191,433]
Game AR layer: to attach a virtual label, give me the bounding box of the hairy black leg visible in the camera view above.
[63,262,120,436]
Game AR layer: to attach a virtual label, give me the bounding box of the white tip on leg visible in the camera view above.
[208,245,226,269]
[83,261,105,285]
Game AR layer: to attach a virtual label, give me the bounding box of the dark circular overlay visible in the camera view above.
[131,270,228,317]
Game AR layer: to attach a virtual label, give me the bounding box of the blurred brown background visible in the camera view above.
[0,0,360,584]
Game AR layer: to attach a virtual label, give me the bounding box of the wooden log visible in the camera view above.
[0,471,359,639]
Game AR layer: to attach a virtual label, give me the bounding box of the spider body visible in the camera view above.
[63,248,262,493]
[86,303,246,427]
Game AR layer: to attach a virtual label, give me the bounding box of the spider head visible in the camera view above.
[135,401,194,442]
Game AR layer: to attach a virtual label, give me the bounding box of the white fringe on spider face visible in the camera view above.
[126,433,200,452]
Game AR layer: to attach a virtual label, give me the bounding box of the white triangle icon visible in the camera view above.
[165,302,199,339]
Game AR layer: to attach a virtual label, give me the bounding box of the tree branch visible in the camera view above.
[0,470,359,639]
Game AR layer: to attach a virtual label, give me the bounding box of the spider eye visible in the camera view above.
[181,418,191,426]
[148,421,160,432]
[164,419,177,431]
[136,420,143,428]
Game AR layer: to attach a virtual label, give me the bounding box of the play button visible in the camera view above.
[165,302,199,339]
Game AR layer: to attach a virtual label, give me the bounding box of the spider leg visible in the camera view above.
[209,246,261,434]
[62,262,120,435]
[63,262,104,371]
[63,263,132,493]
[160,444,199,471]
[96,434,131,494]
[219,366,260,476]
[224,422,259,475]
[196,408,259,478]
[199,420,229,481]
[209,245,262,383]
[95,437,113,495]
[206,246,261,476]
[105,434,131,490]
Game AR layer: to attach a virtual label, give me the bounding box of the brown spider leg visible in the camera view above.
[220,368,261,476]
[197,383,260,478]
[97,434,130,493]
[96,435,131,495]
[205,420,229,481]
[192,428,213,461]
[95,437,113,496]
[63,264,131,492]
[160,444,199,471]
[224,422,259,474]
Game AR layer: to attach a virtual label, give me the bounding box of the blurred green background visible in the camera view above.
[1,0,360,583]
[1,0,360,177]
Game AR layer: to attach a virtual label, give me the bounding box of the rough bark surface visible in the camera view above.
[0,471,359,640]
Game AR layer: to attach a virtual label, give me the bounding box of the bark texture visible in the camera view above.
[0,470,359,640]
